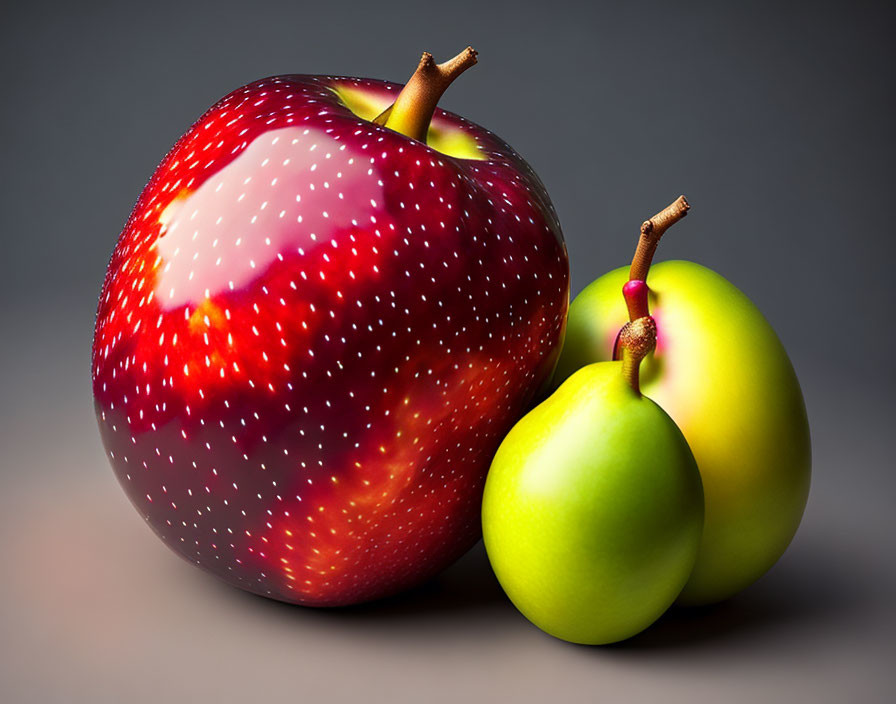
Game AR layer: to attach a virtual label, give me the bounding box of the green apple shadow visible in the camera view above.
[599,539,871,652]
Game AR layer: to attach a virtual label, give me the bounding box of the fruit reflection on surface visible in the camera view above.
[92,48,569,606]
[554,197,810,605]
[483,250,703,644]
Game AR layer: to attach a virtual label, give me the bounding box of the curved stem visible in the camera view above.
[613,197,690,366]
[618,316,657,394]
[374,47,478,143]
[629,195,690,285]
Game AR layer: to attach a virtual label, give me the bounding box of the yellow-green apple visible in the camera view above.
[553,196,810,605]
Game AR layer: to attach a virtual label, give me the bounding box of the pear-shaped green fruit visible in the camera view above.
[482,341,704,645]
[554,261,811,605]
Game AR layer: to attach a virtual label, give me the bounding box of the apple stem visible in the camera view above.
[612,197,691,362]
[627,195,690,319]
[373,47,478,143]
[618,316,657,394]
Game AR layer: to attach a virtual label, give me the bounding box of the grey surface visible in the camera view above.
[1,1,894,702]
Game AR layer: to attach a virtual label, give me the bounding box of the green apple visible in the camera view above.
[482,319,704,644]
[554,259,811,605]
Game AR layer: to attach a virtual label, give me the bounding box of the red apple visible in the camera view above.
[92,49,569,606]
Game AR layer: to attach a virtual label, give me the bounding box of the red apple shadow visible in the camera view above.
[331,540,508,617]
[230,539,510,624]
[226,535,874,650]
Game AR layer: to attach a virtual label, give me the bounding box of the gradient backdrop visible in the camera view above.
[1,1,894,702]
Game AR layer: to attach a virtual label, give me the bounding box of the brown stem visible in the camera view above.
[613,198,688,374]
[618,316,657,394]
[629,195,690,284]
[374,47,478,143]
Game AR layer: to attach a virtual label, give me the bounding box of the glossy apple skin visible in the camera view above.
[482,362,703,644]
[554,261,810,605]
[92,74,569,606]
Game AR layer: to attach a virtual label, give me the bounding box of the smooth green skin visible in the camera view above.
[482,362,704,645]
[554,261,811,605]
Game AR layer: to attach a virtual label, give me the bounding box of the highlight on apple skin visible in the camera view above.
[92,48,570,607]
[553,207,811,606]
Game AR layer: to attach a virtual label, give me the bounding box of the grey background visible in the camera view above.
[1,0,894,702]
